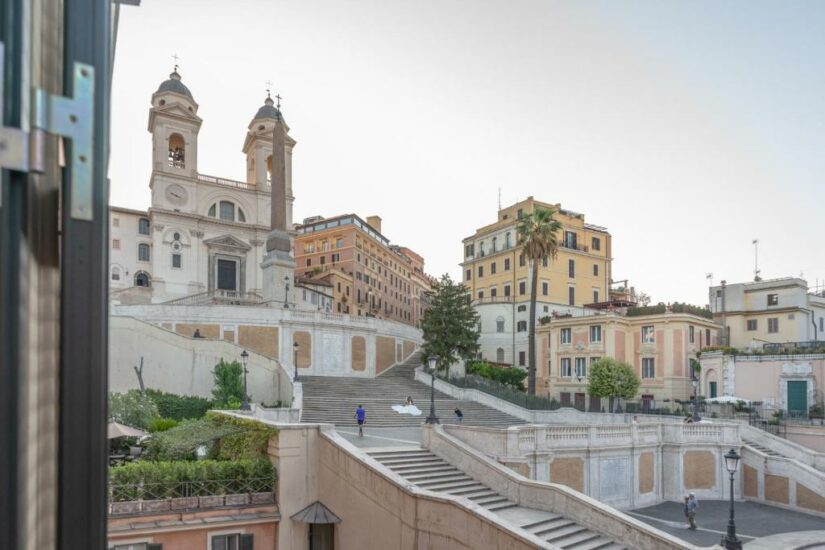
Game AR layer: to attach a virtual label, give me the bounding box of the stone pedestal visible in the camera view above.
[261,229,295,306]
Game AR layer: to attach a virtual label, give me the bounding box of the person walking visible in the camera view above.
[355,404,366,437]
[454,408,463,424]
[685,492,699,530]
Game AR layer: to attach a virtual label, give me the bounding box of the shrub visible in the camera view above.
[147,418,179,433]
[212,360,245,407]
[810,404,825,418]
[466,361,527,390]
[109,390,160,430]
[146,414,279,461]
[145,389,213,420]
[209,412,279,461]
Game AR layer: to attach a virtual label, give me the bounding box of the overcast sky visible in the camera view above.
[110,0,825,305]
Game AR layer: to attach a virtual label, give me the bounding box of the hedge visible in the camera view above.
[144,389,213,421]
[146,414,278,461]
[466,361,527,390]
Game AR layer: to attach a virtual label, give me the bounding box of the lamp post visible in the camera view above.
[293,341,299,382]
[614,370,624,414]
[721,448,743,550]
[240,349,250,411]
[692,378,700,421]
[425,355,439,424]
[283,276,290,309]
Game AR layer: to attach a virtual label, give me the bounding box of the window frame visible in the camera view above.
[138,243,150,262]
[767,294,779,306]
[641,325,655,344]
[768,317,779,333]
[560,328,572,345]
[642,357,655,379]
[589,325,602,343]
[560,357,572,377]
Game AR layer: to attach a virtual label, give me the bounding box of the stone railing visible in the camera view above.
[196,173,252,189]
[741,424,825,471]
[741,444,825,517]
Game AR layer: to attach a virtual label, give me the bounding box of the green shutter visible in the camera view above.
[240,534,254,550]
[148,545,163,550]
[788,381,807,415]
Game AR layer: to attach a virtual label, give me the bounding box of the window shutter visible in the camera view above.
[240,534,254,550]
[148,545,163,550]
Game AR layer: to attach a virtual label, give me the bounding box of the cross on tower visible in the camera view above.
[274,93,282,109]
[172,53,180,72]
[265,80,273,99]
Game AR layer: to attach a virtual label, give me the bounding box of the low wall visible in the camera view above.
[110,316,293,405]
[785,424,825,453]
[741,446,825,517]
[741,424,825,471]
[423,425,693,550]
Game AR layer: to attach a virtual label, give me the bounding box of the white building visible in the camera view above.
[108,69,334,308]
[709,277,825,350]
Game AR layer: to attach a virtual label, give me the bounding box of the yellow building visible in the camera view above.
[461,197,612,367]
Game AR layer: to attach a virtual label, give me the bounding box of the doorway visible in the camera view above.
[787,381,808,416]
[310,524,334,550]
[709,381,717,399]
[217,258,238,291]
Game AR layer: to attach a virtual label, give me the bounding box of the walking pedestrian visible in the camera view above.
[355,404,366,437]
[454,408,463,423]
[685,492,699,530]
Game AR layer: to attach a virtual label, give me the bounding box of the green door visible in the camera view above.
[709,382,718,399]
[787,381,808,416]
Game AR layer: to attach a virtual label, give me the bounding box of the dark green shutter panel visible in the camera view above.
[148,545,163,550]
[240,534,254,550]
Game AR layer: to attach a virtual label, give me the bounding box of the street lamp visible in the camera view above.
[614,370,624,414]
[721,448,743,550]
[293,341,300,382]
[425,355,439,424]
[692,378,700,421]
[283,276,290,309]
[240,349,250,411]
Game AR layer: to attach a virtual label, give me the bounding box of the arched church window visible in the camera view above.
[266,155,273,184]
[496,348,505,363]
[208,204,216,218]
[167,133,185,168]
[134,271,151,287]
[138,217,150,235]
[219,201,235,221]
[238,208,246,222]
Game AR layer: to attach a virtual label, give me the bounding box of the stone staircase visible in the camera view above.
[743,438,784,458]
[300,353,524,427]
[369,448,626,550]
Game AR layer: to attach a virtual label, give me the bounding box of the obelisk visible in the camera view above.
[261,110,296,306]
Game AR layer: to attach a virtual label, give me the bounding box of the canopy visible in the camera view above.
[290,501,341,524]
[704,396,751,404]
[107,421,148,439]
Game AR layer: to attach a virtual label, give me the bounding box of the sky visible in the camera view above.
[110,0,825,305]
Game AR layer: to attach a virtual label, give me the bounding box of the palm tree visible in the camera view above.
[516,206,562,395]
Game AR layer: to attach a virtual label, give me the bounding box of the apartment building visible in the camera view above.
[709,277,825,349]
[294,214,431,326]
[538,308,720,409]
[461,197,612,367]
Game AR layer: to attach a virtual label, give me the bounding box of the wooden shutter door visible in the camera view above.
[240,534,254,550]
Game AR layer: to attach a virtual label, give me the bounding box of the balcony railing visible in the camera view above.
[197,173,255,189]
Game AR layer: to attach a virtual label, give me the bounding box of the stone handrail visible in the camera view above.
[424,425,695,550]
[741,444,825,517]
[741,424,825,471]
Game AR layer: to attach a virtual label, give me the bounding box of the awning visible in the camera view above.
[290,501,341,524]
[107,421,148,439]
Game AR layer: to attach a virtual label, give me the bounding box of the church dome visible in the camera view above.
[253,96,281,120]
[156,70,193,99]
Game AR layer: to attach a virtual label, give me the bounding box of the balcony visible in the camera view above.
[472,296,515,305]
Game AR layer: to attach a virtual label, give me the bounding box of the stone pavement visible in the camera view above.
[629,500,825,547]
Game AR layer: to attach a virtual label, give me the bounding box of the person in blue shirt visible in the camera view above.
[355,405,366,437]
[685,492,699,529]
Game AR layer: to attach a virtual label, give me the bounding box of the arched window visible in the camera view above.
[111,266,121,281]
[219,201,234,221]
[208,204,216,217]
[266,154,273,184]
[134,271,151,287]
[496,348,505,362]
[138,243,150,262]
[210,201,246,223]
[138,217,150,235]
[167,133,185,168]
[238,208,246,222]
[505,232,512,249]
[492,236,497,253]
[496,316,505,333]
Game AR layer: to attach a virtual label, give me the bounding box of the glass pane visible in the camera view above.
[220,201,235,221]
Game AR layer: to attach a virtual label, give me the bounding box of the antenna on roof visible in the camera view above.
[498,187,501,210]
[752,239,761,281]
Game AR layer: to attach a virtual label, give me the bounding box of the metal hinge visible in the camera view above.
[0,41,95,220]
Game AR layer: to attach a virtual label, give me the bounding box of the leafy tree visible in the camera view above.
[109,389,160,430]
[421,274,480,372]
[587,358,640,411]
[516,206,562,395]
[466,361,527,390]
[211,359,244,408]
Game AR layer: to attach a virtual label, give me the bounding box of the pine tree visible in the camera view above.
[421,274,480,372]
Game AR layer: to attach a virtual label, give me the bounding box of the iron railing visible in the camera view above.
[437,373,563,411]
[109,476,274,502]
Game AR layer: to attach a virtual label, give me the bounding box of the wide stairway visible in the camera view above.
[742,438,784,458]
[369,448,626,550]
[300,353,524,427]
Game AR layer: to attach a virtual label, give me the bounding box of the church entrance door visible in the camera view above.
[217,259,238,291]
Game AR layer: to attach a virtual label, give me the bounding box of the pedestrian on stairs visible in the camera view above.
[355,404,366,437]
[684,493,698,530]
[454,408,463,423]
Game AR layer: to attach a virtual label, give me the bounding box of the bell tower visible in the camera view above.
[147,69,202,178]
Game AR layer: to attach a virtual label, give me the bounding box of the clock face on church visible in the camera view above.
[165,184,188,205]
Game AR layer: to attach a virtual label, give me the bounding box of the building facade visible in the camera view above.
[293,214,431,326]
[538,310,720,408]
[462,197,612,367]
[709,277,825,350]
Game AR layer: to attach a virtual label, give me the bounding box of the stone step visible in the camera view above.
[535,519,576,537]
[568,538,624,550]
[543,524,587,543]
[557,530,602,549]
[521,515,564,531]
[473,495,510,507]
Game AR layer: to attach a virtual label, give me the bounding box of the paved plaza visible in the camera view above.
[629,500,825,547]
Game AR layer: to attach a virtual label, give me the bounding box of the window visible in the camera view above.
[563,231,577,249]
[219,201,235,221]
[465,244,474,258]
[112,239,120,250]
[821,317,824,333]
[641,325,655,344]
[745,319,757,331]
[111,267,121,281]
[211,533,253,550]
[768,318,779,333]
[167,132,185,168]
[479,242,485,256]
[593,264,599,277]
[112,217,120,227]
[542,281,549,296]
[542,255,548,267]
[517,320,527,332]
[305,258,312,267]
[589,325,601,343]
[517,305,526,312]
[767,294,779,306]
[138,217,150,235]
[490,287,497,298]
[592,289,599,303]
[706,328,711,346]
[575,357,586,378]
[496,347,505,362]
[642,358,655,378]
[591,237,601,251]
[590,356,599,366]
[478,265,483,278]
[518,351,526,366]
[208,204,216,217]
[112,544,158,550]
[172,253,181,268]
[134,271,151,287]
[568,286,575,306]
[320,256,325,265]
[689,325,695,343]
[568,259,575,278]
[492,236,497,252]
[517,208,524,219]
[138,243,150,262]
[561,358,572,377]
[477,290,484,299]
[331,253,340,263]
[336,237,344,248]
[491,262,497,274]
[505,232,512,249]
[560,328,572,344]
[519,281,526,295]
[496,316,505,333]
[466,269,471,281]
[504,258,510,271]
[504,285,511,297]
[519,254,525,267]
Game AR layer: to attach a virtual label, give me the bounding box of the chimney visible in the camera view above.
[366,215,382,234]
